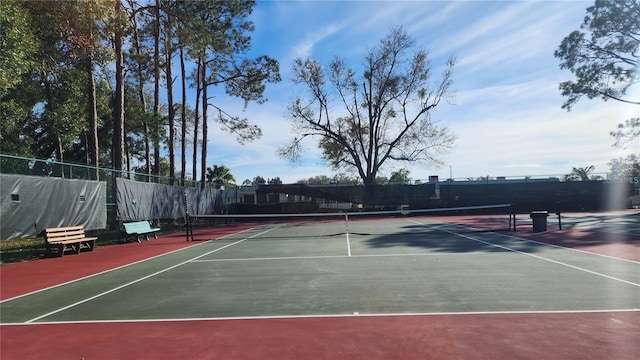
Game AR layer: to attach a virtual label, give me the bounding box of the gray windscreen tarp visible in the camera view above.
[0,174,107,240]
[115,178,221,221]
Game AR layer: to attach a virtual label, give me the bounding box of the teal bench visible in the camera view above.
[123,221,161,242]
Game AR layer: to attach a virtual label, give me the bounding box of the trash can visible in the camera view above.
[530,211,549,232]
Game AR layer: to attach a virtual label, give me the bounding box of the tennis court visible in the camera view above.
[1,208,639,359]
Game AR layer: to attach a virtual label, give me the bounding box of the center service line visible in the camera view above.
[25,225,286,324]
[345,213,352,257]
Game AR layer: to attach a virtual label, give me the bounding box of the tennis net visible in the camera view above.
[185,203,515,241]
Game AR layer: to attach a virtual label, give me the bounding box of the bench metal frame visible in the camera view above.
[122,221,161,242]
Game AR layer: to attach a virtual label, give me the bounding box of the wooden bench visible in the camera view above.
[123,221,161,242]
[45,226,97,257]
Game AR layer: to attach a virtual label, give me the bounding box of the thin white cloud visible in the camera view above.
[429,1,538,59]
[407,1,467,33]
[457,8,579,71]
[290,22,347,59]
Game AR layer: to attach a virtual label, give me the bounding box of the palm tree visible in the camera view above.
[206,165,236,188]
[567,165,602,181]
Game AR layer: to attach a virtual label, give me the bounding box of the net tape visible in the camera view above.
[185,204,515,241]
[189,203,514,219]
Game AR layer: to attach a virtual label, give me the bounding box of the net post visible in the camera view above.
[510,204,516,232]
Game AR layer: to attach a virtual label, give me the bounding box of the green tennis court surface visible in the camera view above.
[2,214,638,325]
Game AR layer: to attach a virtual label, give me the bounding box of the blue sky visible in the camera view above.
[199,0,639,184]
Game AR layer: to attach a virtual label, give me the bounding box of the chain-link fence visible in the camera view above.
[1,154,204,229]
[2,153,636,228]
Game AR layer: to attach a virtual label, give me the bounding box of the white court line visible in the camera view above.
[501,233,640,265]
[0,242,209,304]
[1,226,260,304]
[410,219,640,288]
[192,254,351,262]
[23,224,287,324]
[344,214,352,256]
[4,308,639,326]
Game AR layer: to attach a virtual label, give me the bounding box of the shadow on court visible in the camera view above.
[554,211,640,234]
[359,223,544,254]
[2,213,639,360]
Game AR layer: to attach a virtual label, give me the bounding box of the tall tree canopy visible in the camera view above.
[280,27,456,192]
[0,0,38,156]
[1,0,279,186]
[555,0,639,146]
[608,154,640,180]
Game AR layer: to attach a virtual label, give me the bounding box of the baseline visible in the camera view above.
[4,308,639,326]
[3,309,637,360]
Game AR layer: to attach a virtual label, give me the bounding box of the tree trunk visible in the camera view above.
[152,0,161,180]
[126,144,131,177]
[193,56,202,186]
[165,37,175,185]
[200,63,208,189]
[57,136,64,164]
[113,0,125,230]
[131,6,151,178]
[180,46,187,186]
[113,3,125,177]
[87,57,99,180]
